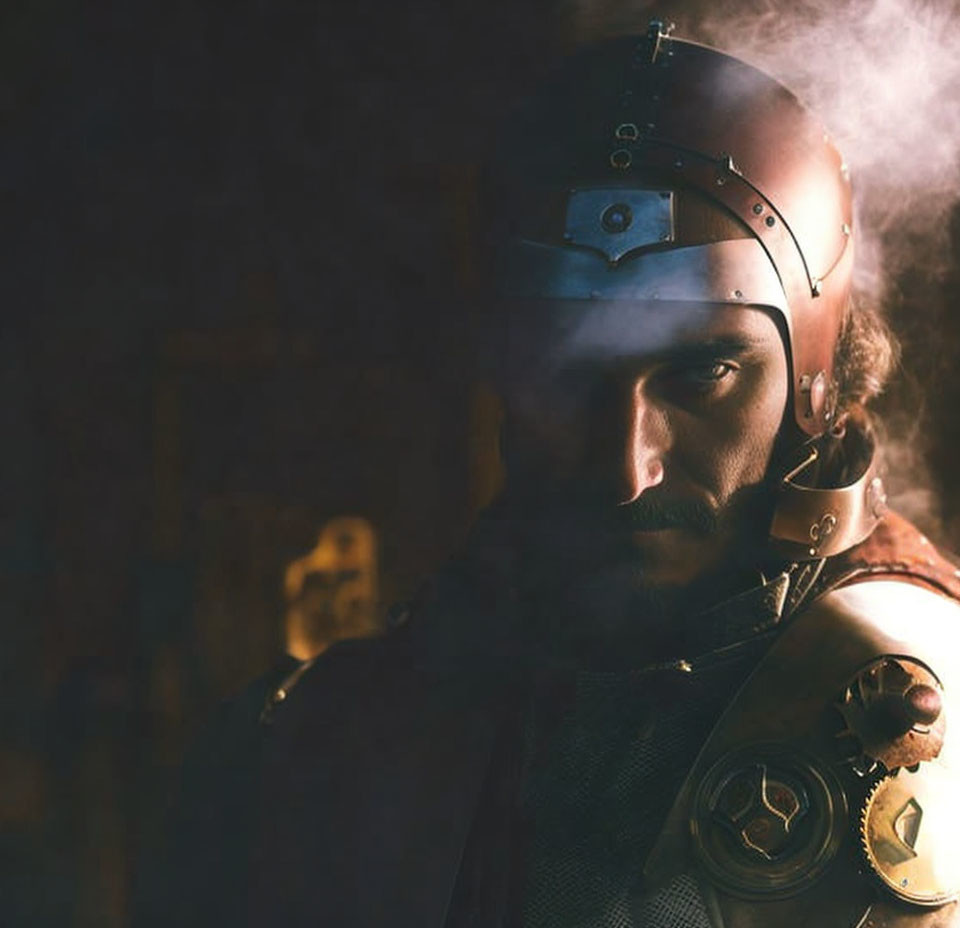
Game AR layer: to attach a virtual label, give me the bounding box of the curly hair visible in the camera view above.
[833,295,901,422]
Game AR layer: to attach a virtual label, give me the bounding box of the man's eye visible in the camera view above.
[687,361,736,383]
[657,360,739,397]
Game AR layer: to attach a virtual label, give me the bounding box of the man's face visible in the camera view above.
[498,299,790,618]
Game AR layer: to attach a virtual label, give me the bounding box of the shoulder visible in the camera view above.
[822,510,960,600]
[811,578,960,677]
[809,510,960,674]
[803,579,960,913]
[793,574,960,783]
[178,635,401,773]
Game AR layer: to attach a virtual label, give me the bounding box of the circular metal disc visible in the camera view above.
[691,744,847,899]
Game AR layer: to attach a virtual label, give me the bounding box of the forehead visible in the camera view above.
[498,299,786,372]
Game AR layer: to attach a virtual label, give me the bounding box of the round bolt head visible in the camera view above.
[600,202,633,234]
[904,683,942,727]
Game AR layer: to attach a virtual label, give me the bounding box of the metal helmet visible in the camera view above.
[485,22,885,558]
[486,20,853,437]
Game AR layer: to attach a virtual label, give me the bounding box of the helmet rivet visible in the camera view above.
[716,175,727,186]
[600,203,633,234]
[752,203,764,215]
[615,122,640,142]
[765,215,776,228]
[733,289,744,300]
[610,149,633,170]
[673,158,684,169]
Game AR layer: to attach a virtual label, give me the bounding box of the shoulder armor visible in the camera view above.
[645,578,960,927]
[824,580,960,686]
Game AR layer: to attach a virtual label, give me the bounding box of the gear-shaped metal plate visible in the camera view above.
[834,657,944,772]
[860,765,960,906]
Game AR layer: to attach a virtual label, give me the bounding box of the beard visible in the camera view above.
[500,480,777,665]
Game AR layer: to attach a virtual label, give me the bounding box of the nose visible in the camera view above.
[591,376,667,504]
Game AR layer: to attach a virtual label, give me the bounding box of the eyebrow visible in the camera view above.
[543,333,771,378]
[648,334,766,366]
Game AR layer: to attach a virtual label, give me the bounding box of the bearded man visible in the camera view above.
[166,22,960,928]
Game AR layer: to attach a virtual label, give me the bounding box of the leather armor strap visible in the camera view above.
[643,579,960,928]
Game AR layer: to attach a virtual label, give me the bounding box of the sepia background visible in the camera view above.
[4,0,960,924]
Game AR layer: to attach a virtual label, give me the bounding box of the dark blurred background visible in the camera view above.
[3,1,960,925]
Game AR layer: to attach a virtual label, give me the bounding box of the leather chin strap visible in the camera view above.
[769,439,887,560]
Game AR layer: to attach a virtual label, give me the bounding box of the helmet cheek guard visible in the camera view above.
[488,22,855,437]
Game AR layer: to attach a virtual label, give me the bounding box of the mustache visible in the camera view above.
[510,490,722,537]
[611,494,720,535]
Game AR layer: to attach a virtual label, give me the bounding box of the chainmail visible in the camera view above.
[520,641,767,928]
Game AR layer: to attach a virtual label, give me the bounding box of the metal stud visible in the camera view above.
[600,203,633,234]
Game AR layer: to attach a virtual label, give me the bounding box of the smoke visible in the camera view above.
[692,0,960,300]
